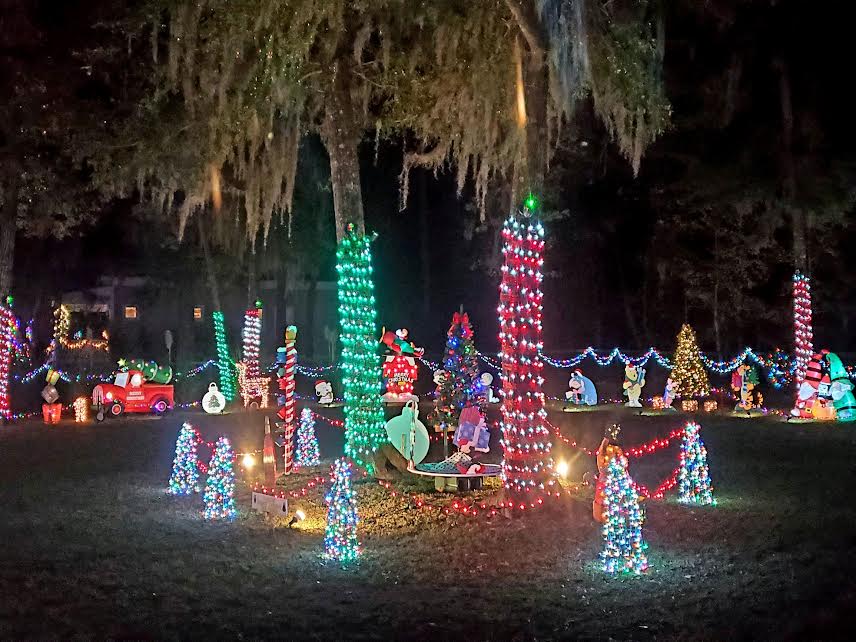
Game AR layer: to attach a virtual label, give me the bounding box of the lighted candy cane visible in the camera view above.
[280,325,298,474]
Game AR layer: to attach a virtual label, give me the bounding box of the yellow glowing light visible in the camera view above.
[555,460,569,478]
[295,509,306,521]
[242,454,256,469]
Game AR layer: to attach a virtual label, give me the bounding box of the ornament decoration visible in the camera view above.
[202,382,226,414]
[793,271,813,387]
[671,324,710,398]
[203,436,237,520]
[168,422,201,496]
[678,422,715,505]
[324,458,361,563]
[212,311,236,402]
[600,454,649,574]
[295,407,321,468]
[335,226,386,471]
[497,205,552,494]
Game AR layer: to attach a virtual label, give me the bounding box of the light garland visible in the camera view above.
[212,311,236,402]
[203,436,237,520]
[0,301,14,420]
[324,458,360,562]
[295,408,321,468]
[497,206,552,494]
[73,396,89,422]
[335,226,386,471]
[600,454,649,574]
[671,324,710,398]
[678,422,715,505]
[168,422,201,496]
[793,271,813,387]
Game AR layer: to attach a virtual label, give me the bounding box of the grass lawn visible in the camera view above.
[2,404,856,639]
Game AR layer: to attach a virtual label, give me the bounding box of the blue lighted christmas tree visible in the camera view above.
[324,458,360,562]
[678,422,715,505]
[203,436,237,520]
[168,422,201,495]
[600,455,649,574]
[295,408,321,468]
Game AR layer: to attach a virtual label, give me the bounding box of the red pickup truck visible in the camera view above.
[92,370,175,420]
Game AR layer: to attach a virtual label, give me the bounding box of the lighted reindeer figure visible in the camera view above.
[235,361,270,409]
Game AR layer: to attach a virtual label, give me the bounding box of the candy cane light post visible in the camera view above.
[792,271,813,387]
[276,325,298,474]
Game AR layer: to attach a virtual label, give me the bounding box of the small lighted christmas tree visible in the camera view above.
[678,422,715,506]
[168,423,201,495]
[432,310,482,433]
[295,408,321,468]
[324,458,360,562]
[600,455,649,574]
[671,324,710,398]
[203,436,237,520]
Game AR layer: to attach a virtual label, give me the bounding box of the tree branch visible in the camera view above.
[504,0,546,55]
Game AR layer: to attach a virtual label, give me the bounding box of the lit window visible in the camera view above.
[124,306,138,319]
[193,306,203,320]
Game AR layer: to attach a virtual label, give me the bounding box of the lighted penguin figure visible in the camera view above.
[565,369,597,407]
[623,365,646,408]
[827,352,856,422]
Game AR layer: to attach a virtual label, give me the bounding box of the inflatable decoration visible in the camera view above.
[380,328,421,403]
[827,352,856,422]
[792,351,832,420]
[623,365,646,408]
[384,399,430,465]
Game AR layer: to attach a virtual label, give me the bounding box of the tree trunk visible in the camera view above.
[0,175,19,297]
[417,170,432,317]
[774,57,806,272]
[321,64,366,240]
[713,230,722,358]
[246,245,257,308]
[197,215,221,311]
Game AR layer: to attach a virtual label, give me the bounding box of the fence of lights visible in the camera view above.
[497,201,552,495]
[792,271,813,386]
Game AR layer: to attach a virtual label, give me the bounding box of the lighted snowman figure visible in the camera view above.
[479,372,500,403]
[202,382,226,414]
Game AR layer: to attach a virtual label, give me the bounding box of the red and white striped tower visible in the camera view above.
[277,325,298,474]
[792,271,813,387]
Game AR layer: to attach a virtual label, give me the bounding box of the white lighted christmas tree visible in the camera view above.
[168,423,201,495]
[295,408,321,468]
[678,422,715,505]
[600,455,649,574]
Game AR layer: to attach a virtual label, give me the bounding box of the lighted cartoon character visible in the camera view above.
[623,365,646,408]
[731,363,762,411]
[564,369,597,408]
[827,352,856,422]
[314,380,334,405]
[792,352,825,419]
[663,377,676,409]
[381,328,421,402]
[593,424,628,523]
[452,406,490,474]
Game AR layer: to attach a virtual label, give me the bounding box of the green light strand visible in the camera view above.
[213,311,236,402]
[335,228,385,472]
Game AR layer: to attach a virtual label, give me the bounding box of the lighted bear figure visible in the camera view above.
[623,365,646,408]
[731,363,762,411]
[314,380,334,405]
